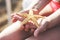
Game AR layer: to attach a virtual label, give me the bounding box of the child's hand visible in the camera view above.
[34,9,60,37]
[21,22,37,32]
[11,13,37,33]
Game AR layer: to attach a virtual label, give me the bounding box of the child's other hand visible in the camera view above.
[34,9,60,37]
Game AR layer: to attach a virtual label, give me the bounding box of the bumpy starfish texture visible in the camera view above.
[19,10,45,28]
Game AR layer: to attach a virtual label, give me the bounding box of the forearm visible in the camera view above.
[0,21,26,40]
[0,21,22,40]
[0,20,33,40]
[0,21,21,37]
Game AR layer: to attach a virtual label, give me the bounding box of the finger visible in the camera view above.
[27,22,37,32]
[11,13,17,18]
[12,18,18,23]
[29,24,36,33]
[30,28,35,33]
[12,14,24,22]
[29,24,36,29]
[27,22,37,29]
[11,15,19,22]
[25,24,30,32]
[20,25,25,31]
[34,19,49,37]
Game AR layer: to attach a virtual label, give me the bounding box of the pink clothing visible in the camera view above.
[49,0,60,12]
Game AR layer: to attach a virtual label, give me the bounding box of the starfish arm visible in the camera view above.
[18,13,28,17]
[21,17,30,25]
[29,10,33,15]
[31,17,39,28]
[34,15,45,18]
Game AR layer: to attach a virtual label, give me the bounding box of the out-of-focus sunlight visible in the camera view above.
[0,0,22,32]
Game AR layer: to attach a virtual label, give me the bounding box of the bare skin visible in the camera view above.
[34,9,60,37]
[26,24,60,40]
[0,21,34,40]
[0,0,60,40]
[0,9,60,40]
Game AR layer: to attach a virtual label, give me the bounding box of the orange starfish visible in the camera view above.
[19,10,45,28]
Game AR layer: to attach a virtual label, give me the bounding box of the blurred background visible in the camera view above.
[0,0,22,32]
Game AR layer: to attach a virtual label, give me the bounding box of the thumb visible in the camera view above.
[34,19,49,37]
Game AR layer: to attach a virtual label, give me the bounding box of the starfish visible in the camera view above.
[19,10,45,28]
